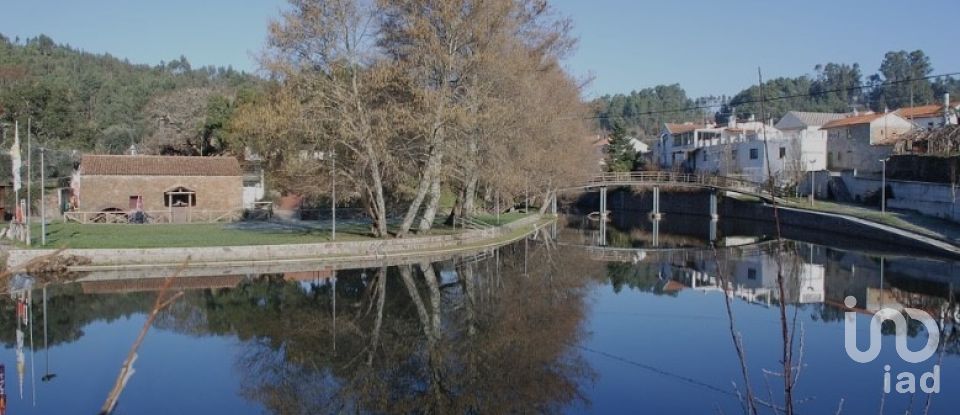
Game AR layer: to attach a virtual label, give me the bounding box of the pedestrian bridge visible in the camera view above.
[557,239,783,263]
[569,172,784,201]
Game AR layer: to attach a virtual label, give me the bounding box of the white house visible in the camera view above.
[627,136,651,154]
[658,116,825,185]
[775,111,846,172]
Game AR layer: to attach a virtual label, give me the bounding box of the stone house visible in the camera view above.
[821,112,915,175]
[72,155,243,216]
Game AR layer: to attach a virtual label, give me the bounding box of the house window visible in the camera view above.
[750,148,759,160]
[748,268,757,280]
[837,152,843,162]
[703,152,708,161]
[779,147,786,159]
[129,195,143,210]
[164,187,197,207]
[731,149,738,160]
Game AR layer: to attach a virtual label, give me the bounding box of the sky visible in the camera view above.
[2,0,959,100]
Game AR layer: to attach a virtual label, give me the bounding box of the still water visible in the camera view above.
[3,214,960,414]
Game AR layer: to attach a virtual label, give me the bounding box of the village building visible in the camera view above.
[71,155,244,222]
[895,94,958,130]
[774,111,846,172]
[657,115,827,185]
[820,112,915,175]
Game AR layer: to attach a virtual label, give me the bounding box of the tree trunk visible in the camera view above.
[398,169,431,237]
[462,172,479,216]
[538,189,553,215]
[367,153,389,238]
[398,122,444,237]
[418,168,443,232]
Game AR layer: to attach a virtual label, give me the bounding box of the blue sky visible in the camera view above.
[2,0,958,99]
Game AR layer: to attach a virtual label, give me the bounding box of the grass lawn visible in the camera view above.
[29,221,372,249]
[779,198,960,243]
[22,212,535,249]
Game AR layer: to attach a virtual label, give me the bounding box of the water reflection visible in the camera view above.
[2,214,960,413]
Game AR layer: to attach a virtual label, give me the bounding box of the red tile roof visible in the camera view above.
[81,155,242,177]
[820,113,885,129]
[897,103,958,119]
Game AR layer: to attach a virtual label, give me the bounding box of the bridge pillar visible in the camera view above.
[709,219,718,242]
[651,217,660,248]
[599,217,608,247]
[599,186,608,219]
[709,190,719,220]
[650,186,662,220]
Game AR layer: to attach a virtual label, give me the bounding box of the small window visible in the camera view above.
[837,152,843,162]
[748,268,757,280]
[703,152,708,161]
[779,147,786,159]
[750,148,759,160]
[731,149,738,160]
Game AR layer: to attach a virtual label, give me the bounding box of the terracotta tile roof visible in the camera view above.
[81,155,242,177]
[820,113,885,129]
[897,103,958,119]
[665,123,703,134]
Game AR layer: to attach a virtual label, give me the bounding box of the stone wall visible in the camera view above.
[77,175,243,212]
[6,215,545,269]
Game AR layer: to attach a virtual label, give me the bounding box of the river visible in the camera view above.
[2,214,959,414]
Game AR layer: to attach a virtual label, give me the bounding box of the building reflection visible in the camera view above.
[596,238,960,319]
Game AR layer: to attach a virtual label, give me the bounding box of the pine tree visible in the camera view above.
[606,122,636,172]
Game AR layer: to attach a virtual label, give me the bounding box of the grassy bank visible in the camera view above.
[780,198,960,244]
[22,213,535,249]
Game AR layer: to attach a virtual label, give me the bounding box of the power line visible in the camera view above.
[582,71,960,122]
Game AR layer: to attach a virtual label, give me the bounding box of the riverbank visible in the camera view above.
[725,200,960,259]
[779,198,960,245]
[5,214,551,270]
[14,212,532,249]
[574,188,960,259]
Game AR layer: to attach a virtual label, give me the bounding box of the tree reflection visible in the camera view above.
[194,241,595,414]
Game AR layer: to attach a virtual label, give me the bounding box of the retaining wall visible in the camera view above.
[6,215,545,269]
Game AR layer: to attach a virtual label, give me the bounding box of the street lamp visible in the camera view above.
[879,158,889,216]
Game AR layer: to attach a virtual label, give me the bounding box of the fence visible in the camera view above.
[64,209,243,225]
[585,171,786,199]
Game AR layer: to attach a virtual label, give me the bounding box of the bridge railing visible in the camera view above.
[585,172,785,198]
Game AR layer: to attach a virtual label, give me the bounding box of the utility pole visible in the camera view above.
[330,150,336,240]
[40,148,46,246]
[14,121,19,219]
[26,118,32,246]
[880,159,888,216]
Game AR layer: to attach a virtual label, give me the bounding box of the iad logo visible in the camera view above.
[843,296,941,394]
